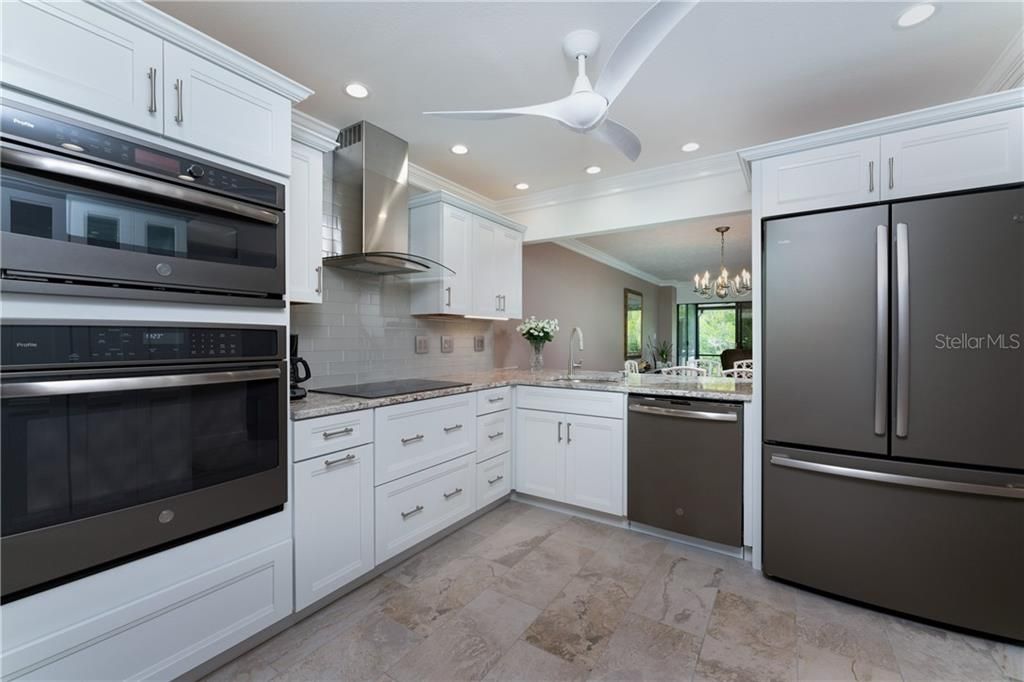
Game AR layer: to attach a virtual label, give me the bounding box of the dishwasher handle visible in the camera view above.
[628,403,738,422]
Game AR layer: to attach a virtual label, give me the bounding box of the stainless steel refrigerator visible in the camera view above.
[762,185,1023,641]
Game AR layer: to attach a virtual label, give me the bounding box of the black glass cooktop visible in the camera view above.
[312,378,470,399]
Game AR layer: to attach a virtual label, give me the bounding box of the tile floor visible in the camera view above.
[206,501,1023,681]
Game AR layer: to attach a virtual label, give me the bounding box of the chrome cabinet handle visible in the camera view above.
[895,222,910,438]
[401,434,425,445]
[488,431,504,440]
[174,78,184,124]
[147,67,158,113]
[4,368,280,398]
[557,421,563,442]
[324,453,356,466]
[488,475,504,485]
[401,505,424,519]
[868,160,874,193]
[627,404,738,422]
[322,426,353,440]
[567,422,572,444]
[443,487,463,499]
[315,265,323,295]
[500,295,506,311]
[888,156,894,190]
[445,286,451,307]
[443,424,463,433]
[874,224,888,437]
[495,294,500,311]
[487,396,504,403]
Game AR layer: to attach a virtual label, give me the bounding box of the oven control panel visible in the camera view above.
[1,325,281,367]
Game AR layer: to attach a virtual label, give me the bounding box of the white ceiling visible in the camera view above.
[153,1,1021,200]
[571,211,752,284]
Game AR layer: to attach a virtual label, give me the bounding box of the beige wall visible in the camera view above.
[494,243,676,372]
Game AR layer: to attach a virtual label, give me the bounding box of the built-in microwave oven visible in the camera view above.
[0,102,286,306]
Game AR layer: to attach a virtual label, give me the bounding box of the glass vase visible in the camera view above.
[530,341,545,372]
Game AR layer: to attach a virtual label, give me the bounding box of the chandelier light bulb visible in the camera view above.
[693,226,752,299]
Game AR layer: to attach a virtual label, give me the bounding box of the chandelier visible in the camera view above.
[693,226,752,299]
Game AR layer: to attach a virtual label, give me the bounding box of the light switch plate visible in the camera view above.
[415,336,429,354]
[474,335,485,352]
[441,336,454,353]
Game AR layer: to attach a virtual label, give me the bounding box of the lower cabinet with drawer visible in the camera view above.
[293,443,375,611]
[476,452,511,510]
[375,454,476,563]
[476,409,512,462]
[375,394,476,484]
[293,409,373,462]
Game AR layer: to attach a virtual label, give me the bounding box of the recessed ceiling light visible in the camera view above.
[897,3,935,27]
[344,82,369,99]
[515,182,530,190]
[450,144,469,155]
[585,165,602,175]
[681,142,701,152]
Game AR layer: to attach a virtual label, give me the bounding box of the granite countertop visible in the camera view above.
[290,369,752,421]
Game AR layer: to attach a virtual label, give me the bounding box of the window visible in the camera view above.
[677,301,752,367]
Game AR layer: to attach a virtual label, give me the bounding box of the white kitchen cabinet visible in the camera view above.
[476,452,512,510]
[294,444,374,611]
[761,138,880,217]
[1,0,164,134]
[514,409,565,501]
[881,109,1023,200]
[163,43,291,175]
[495,225,523,319]
[471,216,524,318]
[374,393,476,485]
[410,202,473,315]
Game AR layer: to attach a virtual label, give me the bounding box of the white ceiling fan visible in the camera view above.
[424,1,698,162]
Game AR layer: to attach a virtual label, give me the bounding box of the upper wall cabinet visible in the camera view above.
[760,138,880,217]
[880,109,1023,200]
[1,1,164,133]
[162,44,291,175]
[409,191,525,319]
[288,113,338,304]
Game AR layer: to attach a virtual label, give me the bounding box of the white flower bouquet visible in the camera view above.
[516,316,559,345]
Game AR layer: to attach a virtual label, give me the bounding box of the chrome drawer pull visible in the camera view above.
[174,78,184,124]
[488,431,504,440]
[401,434,425,445]
[487,475,504,485]
[443,487,463,499]
[322,427,354,440]
[401,505,424,519]
[488,396,505,403]
[324,453,356,467]
[443,424,463,433]
[147,67,158,113]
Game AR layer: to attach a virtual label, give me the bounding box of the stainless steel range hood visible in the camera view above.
[323,121,449,276]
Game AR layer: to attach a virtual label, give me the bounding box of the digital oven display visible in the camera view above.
[134,148,181,175]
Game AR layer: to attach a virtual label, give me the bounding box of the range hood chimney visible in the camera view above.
[323,121,448,275]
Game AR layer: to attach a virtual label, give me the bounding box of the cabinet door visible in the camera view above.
[1,1,163,133]
[294,444,374,611]
[163,43,290,174]
[471,216,500,316]
[761,138,880,217]
[564,415,624,515]
[495,226,523,319]
[514,409,565,501]
[441,204,473,314]
[881,109,1024,200]
[287,141,324,304]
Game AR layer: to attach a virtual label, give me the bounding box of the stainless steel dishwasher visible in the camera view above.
[627,396,743,547]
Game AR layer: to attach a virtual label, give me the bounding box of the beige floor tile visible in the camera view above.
[662,540,747,572]
[717,564,799,613]
[463,501,533,536]
[387,589,540,682]
[278,611,421,682]
[695,631,797,682]
[515,504,573,533]
[796,612,901,681]
[471,519,561,568]
[578,529,665,598]
[960,633,1024,681]
[544,517,617,551]
[629,553,723,638]
[523,574,634,669]
[494,535,595,609]
[385,526,486,587]
[589,612,701,681]
[797,641,902,682]
[483,640,590,682]
[885,616,1011,681]
[706,591,797,653]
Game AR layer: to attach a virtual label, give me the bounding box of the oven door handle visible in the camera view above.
[3,368,281,398]
[1,143,280,225]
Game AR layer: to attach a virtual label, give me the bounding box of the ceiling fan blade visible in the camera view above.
[591,118,642,161]
[594,0,699,105]
[425,97,575,124]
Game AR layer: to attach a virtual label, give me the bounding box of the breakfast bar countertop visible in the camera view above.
[290,369,753,420]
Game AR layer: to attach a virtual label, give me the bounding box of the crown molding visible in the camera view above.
[96,0,314,103]
[409,190,526,234]
[408,164,499,211]
[494,152,742,216]
[737,88,1024,188]
[555,239,672,287]
[975,27,1024,96]
[291,111,339,152]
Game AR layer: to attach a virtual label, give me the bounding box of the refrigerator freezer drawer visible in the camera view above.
[763,445,1024,641]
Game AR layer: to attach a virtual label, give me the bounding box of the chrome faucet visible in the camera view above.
[568,327,584,378]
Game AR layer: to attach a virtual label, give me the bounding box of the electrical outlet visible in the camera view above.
[474,335,485,352]
[440,335,454,353]
[415,336,429,354]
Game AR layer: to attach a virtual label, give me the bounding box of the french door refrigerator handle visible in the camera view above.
[770,455,1024,500]
[895,222,910,438]
[875,224,888,436]
[3,368,281,397]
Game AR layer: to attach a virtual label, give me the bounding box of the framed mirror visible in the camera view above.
[624,288,643,358]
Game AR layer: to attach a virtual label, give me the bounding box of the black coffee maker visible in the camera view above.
[289,334,311,400]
